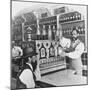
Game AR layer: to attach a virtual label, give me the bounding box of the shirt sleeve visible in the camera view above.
[66,39,71,48]
[19,69,35,88]
[66,42,84,59]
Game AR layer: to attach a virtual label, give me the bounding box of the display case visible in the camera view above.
[36,40,66,74]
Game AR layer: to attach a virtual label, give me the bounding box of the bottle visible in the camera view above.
[83,27,85,34]
[78,26,80,35]
[42,25,46,40]
[60,17,63,23]
[73,15,75,21]
[68,16,70,22]
[65,17,67,22]
[53,25,56,40]
[70,16,72,21]
[37,25,40,40]
[39,43,47,59]
[49,42,55,58]
[48,25,52,40]
[27,33,31,41]
[75,13,78,20]
[78,14,81,20]
[57,44,63,57]
[81,26,83,35]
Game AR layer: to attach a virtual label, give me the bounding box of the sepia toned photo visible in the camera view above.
[11,0,88,89]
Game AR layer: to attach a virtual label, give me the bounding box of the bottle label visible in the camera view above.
[49,43,55,57]
[39,43,47,59]
[41,48,46,58]
[49,47,55,57]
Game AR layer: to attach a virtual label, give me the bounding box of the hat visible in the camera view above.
[22,47,38,59]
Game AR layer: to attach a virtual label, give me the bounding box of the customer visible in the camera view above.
[16,47,41,89]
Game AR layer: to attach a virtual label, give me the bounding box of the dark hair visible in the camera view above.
[72,27,79,34]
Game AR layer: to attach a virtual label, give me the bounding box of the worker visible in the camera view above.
[63,27,84,76]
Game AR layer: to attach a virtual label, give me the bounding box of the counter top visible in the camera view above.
[40,69,87,86]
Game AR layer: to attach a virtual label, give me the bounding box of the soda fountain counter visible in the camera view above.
[36,40,66,74]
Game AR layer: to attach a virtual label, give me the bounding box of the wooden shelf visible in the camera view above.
[60,20,85,25]
[64,34,85,37]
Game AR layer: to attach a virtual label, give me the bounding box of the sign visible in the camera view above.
[54,7,66,15]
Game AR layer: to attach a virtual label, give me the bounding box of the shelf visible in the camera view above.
[64,34,85,37]
[60,20,85,25]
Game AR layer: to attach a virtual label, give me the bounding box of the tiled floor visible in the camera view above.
[40,69,87,86]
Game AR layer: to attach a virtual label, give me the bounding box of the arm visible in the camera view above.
[19,69,35,88]
[66,42,84,59]
[66,39,71,48]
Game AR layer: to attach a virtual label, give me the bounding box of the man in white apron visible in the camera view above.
[65,28,84,76]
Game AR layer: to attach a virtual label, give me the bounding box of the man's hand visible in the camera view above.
[60,51,66,57]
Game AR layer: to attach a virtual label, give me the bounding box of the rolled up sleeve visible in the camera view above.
[67,42,84,59]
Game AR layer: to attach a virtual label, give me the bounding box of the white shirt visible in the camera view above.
[67,40,84,59]
[19,63,35,88]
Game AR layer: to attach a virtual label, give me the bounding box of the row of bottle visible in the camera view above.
[59,12,81,23]
[36,25,57,40]
[39,43,64,60]
[63,26,85,36]
[40,57,64,65]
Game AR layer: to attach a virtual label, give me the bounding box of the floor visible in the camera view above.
[40,69,87,86]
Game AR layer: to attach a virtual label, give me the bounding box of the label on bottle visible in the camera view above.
[49,43,55,57]
[39,43,47,59]
[41,48,46,58]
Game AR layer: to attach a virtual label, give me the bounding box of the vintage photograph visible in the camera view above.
[11,0,88,89]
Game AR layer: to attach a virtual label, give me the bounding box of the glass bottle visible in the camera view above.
[81,26,83,35]
[57,44,63,57]
[49,42,55,58]
[75,13,78,20]
[39,43,47,59]
[48,25,52,40]
[78,26,80,35]
[53,25,56,40]
[42,25,46,40]
[37,25,40,40]
[83,27,85,35]
[78,14,81,20]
